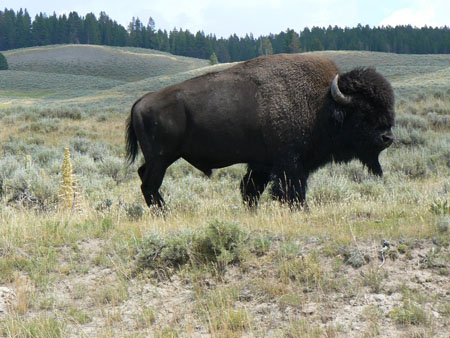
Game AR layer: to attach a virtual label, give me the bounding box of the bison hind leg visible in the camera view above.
[138,162,170,209]
[240,166,271,209]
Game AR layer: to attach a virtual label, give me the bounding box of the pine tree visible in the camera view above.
[240,34,257,60]
[228,34,241,61]
[47,13,59,44]
[209,52,218,65]
[31,13,50,46]
[16,9,32,48]
[68,11,82,44]
[156,29,170,51]
[311,38,324,51]
[0,52,8,70]
[99,12,112,45]
[194,31,209,59]
[258,37,273,56]
[1,9,17,49]
[57,14,69,44]
[146,17,157,49]
[215,39,230,62]
[283,29,301,53]
[84,13,100,44]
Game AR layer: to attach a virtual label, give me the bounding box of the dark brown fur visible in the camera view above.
[126,54,395,209]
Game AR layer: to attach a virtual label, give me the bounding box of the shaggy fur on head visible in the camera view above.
[338,67,395,120]
[337,67,396,148]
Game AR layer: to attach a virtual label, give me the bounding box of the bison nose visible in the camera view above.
[380,131,394,147]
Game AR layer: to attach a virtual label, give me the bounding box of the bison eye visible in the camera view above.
[378,126,390,132]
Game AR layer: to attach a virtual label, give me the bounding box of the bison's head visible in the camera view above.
[330,67,395,176]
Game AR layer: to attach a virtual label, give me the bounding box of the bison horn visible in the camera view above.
[331,74,351,105]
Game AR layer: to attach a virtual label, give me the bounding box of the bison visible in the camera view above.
[126,54,395,209]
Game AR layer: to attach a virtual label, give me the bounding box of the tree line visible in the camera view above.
[1,8,449,63]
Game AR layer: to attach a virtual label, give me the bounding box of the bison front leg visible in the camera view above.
[240,166,271,208]
[271,162,308,209]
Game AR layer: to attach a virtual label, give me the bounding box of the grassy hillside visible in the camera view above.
[0,70,125,100]
[0,44,218,111]
[3,44,209,82]
[313,51,450,76]
[0,47,449,337]
[314,51,450,99]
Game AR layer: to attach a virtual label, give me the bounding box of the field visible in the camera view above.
[0,45,449,337]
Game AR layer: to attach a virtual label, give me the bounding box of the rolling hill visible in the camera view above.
[2,46,449,107]
[312,51,450,97]
[0,44,218,109]
[3,44,209,82]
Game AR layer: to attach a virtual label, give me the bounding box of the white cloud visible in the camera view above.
[144,0,361,37]
[380,7,435,27]
[379,0,449,27]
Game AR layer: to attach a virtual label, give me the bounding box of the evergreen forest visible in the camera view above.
[1,8,449,62]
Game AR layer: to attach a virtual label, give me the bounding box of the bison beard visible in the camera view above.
[126,54,395,209]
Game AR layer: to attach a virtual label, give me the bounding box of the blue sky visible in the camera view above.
[3,0,449,37]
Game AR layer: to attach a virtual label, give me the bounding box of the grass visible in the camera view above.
[1,316,66,338]
[0,70,124,94]
[196,285,252,334]
[0,45,220,113]
[0,47,448,337]
[3,45,209,82]
[389,301,430,326]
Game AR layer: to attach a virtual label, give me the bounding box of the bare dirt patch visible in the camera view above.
[3,237,448,337]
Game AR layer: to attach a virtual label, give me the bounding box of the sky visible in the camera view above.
[2,0,449,38]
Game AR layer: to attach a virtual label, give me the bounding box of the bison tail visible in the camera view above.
[126,102,139,164]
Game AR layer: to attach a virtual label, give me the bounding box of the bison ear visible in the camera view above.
[331,108,345,125]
